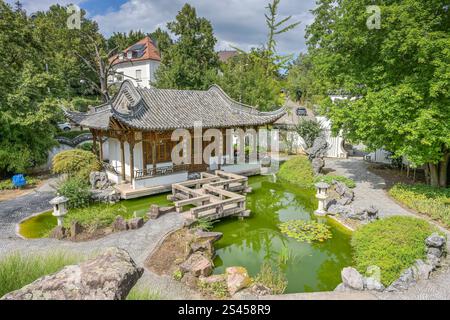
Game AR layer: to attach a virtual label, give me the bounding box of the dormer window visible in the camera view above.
[127,51,133,59]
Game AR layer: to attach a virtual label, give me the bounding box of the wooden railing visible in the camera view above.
[134,164,189,180]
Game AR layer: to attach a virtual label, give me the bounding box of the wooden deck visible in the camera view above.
[170,171,252,222]
[114,165,260,199]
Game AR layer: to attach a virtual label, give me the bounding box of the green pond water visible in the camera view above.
[212,175,353,293]
[19,176,353,293]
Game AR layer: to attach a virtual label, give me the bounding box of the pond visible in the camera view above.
[19,175,353,293]
[212,175,353,293]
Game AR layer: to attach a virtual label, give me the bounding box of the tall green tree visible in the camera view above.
[217,50,284,111]
[155,4,219,90]
[0,1,61,174]
[149,27,173,58]
[307,0,450,187]
[107,30,147,52]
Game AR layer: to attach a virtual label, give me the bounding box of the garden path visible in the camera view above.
[324,157,413,217]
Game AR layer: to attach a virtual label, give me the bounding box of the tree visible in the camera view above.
[286,53,323,107]
[307,0,450,187]
[107,30,147,52]
[0,2,61,174]
[295,119,322,149]
[216,50,284,111]
[155,4,219,90]
[149,27,173,58]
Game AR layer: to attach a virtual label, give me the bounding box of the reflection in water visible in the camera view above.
[212,176,353,293]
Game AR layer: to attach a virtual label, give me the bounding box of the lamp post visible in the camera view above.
[49,196,69,226]
[314,182,329,216]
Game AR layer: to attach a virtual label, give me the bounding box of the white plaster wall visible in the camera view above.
[113,60,160,88]
[108,138,121,172]
[316,116,348,158]
[133,172,188,189]
[222,163,260,174]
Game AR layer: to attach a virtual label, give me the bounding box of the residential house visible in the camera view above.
[108,37,161,88]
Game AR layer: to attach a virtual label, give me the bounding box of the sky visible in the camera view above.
[10,0,317,54]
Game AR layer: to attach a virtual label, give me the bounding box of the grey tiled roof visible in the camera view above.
[66,81,285,131]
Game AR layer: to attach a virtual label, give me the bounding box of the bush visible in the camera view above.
[254,262,288,294]
[198,279,230,299]
[70,96,101,112]
[351,216,436,286]
[295,120,323,149]
[314,175,356,188]
[56,130,90,140]
[64,204,128,230]
[57,176,91,209]
[77,142,94,152]
[277,156,315,188]
[0,252,83,297]
[389,183,450,227]
[52,149,100,180]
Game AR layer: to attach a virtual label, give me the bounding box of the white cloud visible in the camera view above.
[7,0,86,13]
[9,0,316,54]
[92,0,316,54]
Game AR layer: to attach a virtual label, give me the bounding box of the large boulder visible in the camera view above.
[69,221,83,239]
[1,248,143,300]
[180,253,213,277]
[89,171,112,190]
[425,233,446,249]
[341,267,364,291]
[127,217,144,230]
[333,181,354,205]
[386,268,416,292]
[226,267,252,295]
[91,188,120,204]
[112,216,128,232]
[307,137,329,161]
[49,225,67,240]
[364,277,385,292]
[311,158,325,175]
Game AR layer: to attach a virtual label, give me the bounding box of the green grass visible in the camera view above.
[351,216,437,286]
[277,156,315,188]
[314,175,356,188]
[126,287,163,300]
[389,183,450,227]
[0,251,84,297]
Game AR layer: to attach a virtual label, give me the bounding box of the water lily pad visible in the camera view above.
[278,220,332,243]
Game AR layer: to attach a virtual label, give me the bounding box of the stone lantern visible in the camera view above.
[49,196,69,226]
[314,182,329,216]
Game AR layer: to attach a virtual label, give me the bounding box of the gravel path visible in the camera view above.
[324,157,413,217]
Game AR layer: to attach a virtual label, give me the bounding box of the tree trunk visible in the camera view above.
[438,152,449,188]
[429,163,439,187]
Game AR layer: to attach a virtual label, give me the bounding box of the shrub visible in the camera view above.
[389,183,450,227]
[254,262,287,295]
[172,269,183,281]
[191,218,215,231]
[277,156,315,188]
[351,216,436,286]
[314,175,356,189]
[57,176,92,209]
[64,204,128,230]
[77,142,94,152]
[52,149,100,180]
[70,96,101,112]
[295,119,322,149]
[0,252,83,297]
[56,130,90,140]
